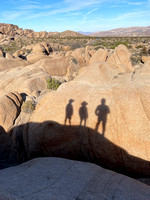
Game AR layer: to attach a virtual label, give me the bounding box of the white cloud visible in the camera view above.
[81,8,98,24]
[19,4,52,10]
[1,10,28,20]
[127,1,144,5]
[101,10,150,22]
[8,0,40,5]
[64,0,105,10]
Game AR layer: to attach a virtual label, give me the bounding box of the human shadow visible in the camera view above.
[0,121,150,178]
[79,101,88,127]
[95,98,110,135]
[64,99,74,125]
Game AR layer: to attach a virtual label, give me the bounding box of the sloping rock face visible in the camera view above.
[28,61,150,175]
[107,44,133,72]
[32,57,71,76]
[27,53,48,64]
[0,92,23,131]
[0,64,49,97]
[6,120,148,176]
[89,48,108,64]
[0,157,150,200]
[0,57,29,71]
[26,43,53,63]
[141,56,150,63]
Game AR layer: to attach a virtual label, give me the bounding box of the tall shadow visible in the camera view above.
[64,99,74,125]
[0,121,150,178]
[79,101,88,127]
[95,98,110,135]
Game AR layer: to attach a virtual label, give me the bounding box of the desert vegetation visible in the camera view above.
[1,36,150,66]
[46,78,61,90]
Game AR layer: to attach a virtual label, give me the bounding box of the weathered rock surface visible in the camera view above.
[0,92,23,131]
[0,43,150,178]
[0,157,150,200]
[32,57,71,76]
[0,57,29,71]
[5,52,15,59]
[89,48,108,64]
[29,61,150,175]
[0,64,49,97]
[141,56,150,63]
[0,23,85,39]
[27,52,48,63]
[107,44,133,72]
[4,120,148,176]
[26,43,53,63]
[71,48,88,67]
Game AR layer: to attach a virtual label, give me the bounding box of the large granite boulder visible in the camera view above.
[32,57,71,76]
[0,57,29,71]
[26,43,53,63]
[28,61,150,175]
[0,157,149,200]
[0,64,49,97]
[89,48,108,64]
[141,56,150,63]
[27,52,48,64]
[107,44,133,72]
[0,92,23,131]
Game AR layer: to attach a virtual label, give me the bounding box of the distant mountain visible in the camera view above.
[78,31,93,35]
[57,30,85,37]
[89,26,150,37]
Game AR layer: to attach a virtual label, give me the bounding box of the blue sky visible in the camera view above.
[0,0,150,32]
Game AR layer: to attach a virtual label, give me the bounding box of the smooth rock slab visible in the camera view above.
[0,157,150,200]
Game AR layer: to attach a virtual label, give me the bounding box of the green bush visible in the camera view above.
[140,46,148,56]
[72,58,78,65]
[111,41,129,49]
[22,101,35,114]
[47,78,61,90]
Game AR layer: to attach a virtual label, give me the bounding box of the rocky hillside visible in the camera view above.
[0,23,85,40]
[90,26,150,37]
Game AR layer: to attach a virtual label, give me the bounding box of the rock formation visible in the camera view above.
[28,58,150,175]
[0,23,85,40]
[0,57,29,71]
[0,43,150,179]
[141,56,150,63]
[0,92,23,131]
[107,44,133,72]
[0,64,49,97]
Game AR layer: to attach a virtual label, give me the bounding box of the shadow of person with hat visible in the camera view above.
[64,99,74,125]
[79,101,88,127]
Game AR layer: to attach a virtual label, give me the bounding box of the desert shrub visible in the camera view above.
[111,41,129,49]
[26,49,32,54]
[94,45,105,50]
[22,101,35,113]
[140,46,147,56]
[70,42,82,49]
[130,55,141,65]
[72,58,78,65]
[47,78,61,90]
[136,45,143,49]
